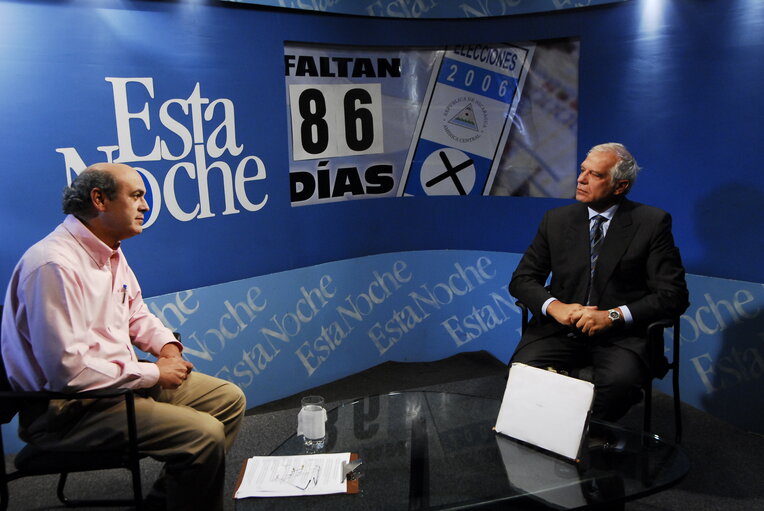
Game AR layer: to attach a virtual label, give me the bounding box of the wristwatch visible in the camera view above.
[607,309,622,323]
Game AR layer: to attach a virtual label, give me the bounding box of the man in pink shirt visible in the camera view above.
[1,162,246,511]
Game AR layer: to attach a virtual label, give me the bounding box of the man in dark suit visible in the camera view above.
[509,143,689,421]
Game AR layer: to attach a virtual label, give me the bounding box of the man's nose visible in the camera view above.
[139,198,149,211]
[577,171,587,183]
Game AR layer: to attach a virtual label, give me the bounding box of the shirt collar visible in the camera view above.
[588,203,619,222]
[62,215,121,267]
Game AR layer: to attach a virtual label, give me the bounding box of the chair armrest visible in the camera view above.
[647,317,675,332]
[0,387,132,401]
[0,387,136,425]
[645,317,679,379]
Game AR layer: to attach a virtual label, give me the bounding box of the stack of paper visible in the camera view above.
[234,452,352,498]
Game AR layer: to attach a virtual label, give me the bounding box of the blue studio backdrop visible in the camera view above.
[1,0,763,453]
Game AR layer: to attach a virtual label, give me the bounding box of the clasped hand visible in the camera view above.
[547,301,612,336]
[156,343,194,389]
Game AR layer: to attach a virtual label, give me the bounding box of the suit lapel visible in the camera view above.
[564,205,592,302]
[592,199,635,301]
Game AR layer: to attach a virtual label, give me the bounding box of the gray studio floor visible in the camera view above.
[3,351,764,510]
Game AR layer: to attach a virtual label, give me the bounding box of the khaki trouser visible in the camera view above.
[20,372,246,511]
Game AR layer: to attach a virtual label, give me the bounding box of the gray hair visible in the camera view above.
[588,142,640,194]
[62,168,118,219]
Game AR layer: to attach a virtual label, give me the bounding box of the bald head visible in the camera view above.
[62,163,149,247]
[88,162,136,178]
[63,163,145,218]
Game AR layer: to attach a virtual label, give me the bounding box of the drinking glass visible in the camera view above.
[298,395,326,452]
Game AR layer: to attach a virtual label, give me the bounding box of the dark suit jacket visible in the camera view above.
[509,198,689,368]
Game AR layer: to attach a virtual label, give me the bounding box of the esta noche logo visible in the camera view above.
[56,78,268,228]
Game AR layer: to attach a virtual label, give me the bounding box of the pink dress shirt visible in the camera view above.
[1,215,178,392]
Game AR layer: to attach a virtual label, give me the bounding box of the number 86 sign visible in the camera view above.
[288,83,384,161]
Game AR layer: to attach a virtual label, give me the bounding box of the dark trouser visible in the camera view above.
[511,336,649,422]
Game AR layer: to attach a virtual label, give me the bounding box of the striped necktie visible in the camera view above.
[586,215,606,305]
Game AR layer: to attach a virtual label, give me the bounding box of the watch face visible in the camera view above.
[608,310,620,321]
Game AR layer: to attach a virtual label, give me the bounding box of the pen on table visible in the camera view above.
[122,284,127,304]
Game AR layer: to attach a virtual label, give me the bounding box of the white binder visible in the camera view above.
[494,363,594,461]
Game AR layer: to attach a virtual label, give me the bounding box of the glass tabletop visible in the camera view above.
[235,391,689,510]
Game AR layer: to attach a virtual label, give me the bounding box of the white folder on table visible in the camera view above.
[494,363,594,461]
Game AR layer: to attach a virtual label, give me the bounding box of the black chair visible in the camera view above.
[514,300,682,444]
[0,304,145,510]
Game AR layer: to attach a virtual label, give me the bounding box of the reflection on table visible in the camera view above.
[235,391,689,510]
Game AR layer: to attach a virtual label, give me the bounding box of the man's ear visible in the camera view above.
[614,179,630,196]
[91,188,107,211]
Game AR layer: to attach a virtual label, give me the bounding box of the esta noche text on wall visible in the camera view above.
[55,78,269,227]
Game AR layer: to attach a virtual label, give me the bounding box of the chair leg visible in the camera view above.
[643,381,653,436]
[56,472,71,506]
[130,462,144,510]
[125,390,144,509]
[0,479,8,511]
[672,323,683,444]
[0,435,8,511]
[673,362,682,444]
